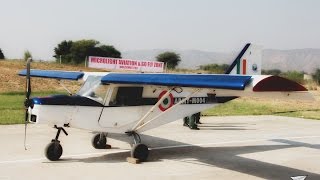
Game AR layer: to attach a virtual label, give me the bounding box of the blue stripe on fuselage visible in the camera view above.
[32,95,103,106]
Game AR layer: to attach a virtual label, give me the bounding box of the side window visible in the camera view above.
[87,84,109,104]
[112,87,143,106]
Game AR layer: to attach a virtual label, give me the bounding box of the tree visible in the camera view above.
[53,40,73,63]
[0,48,4,60]
[24,50,32,61]
[70,39,99,64]
[156,51,181,69]
[262,69,282,76]
[199,64,229,74]
[95,45,121,58]
[312,69,320,85]
[53,39,122,64]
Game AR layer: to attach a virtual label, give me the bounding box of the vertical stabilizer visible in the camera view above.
[225,43,262,75]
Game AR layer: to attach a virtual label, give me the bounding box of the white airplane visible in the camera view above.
[19,43,313,162]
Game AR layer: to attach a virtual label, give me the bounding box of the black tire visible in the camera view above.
[92,134,107,149]
[45,142,63,161]
[131,143,149,162]
[183,117,189,127]
[188,114,197,129]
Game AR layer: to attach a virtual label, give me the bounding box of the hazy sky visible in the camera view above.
[0,0,319,60]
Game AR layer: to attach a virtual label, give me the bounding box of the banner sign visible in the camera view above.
[88,56,164,72]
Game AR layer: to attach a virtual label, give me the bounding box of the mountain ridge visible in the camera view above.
[123,48,320,74]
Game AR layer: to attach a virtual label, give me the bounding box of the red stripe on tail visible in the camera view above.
[242,59,247,75]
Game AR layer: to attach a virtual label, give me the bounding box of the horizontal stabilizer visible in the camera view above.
[19,69,84,80]
[101,73,252,90]
[253,76,307,91]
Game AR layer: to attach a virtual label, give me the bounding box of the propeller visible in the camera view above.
[24,58,32,150]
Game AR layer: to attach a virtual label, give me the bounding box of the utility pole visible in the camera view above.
[165,62,168,72]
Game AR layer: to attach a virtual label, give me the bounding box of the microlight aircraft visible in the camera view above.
[19,44,313,162]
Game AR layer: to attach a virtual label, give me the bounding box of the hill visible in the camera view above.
[262,49,320,73]
[123,48,320,74]
[123,49,236,70]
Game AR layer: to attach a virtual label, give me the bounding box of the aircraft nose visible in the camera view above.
[24,99,34,109]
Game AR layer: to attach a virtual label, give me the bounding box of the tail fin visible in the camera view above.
[225,43,262,75]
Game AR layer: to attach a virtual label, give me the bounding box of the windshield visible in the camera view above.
[77,76,108,104]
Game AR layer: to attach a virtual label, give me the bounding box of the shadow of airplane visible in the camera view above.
[50,133,320,179]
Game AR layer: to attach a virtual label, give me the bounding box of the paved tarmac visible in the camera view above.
[0,115,319,180]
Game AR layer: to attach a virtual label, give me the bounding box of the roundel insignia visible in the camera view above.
[252,63,258,71]
[158,91,174,111]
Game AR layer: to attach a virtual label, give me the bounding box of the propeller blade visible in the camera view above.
[24,109,28,150]
[26,58,31,99]
[24,58,32,150]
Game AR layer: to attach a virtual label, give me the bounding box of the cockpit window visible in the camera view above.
[77,76,108,104]
[109,87,144,106]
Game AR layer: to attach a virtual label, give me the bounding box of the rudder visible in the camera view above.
[225,43,262,75]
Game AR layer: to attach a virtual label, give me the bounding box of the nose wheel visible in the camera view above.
[45,140,63,161]
[45,126,68,161]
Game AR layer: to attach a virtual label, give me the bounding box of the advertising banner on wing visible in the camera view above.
[88,56,164,72]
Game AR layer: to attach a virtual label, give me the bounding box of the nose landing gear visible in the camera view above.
[45,125,68,161]
[45,141,63,161]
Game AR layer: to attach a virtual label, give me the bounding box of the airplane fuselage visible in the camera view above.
[29,84,229,134]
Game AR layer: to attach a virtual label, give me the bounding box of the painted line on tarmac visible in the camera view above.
[0,135,319,164]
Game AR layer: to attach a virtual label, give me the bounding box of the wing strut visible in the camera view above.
[58,80,73,95]
[131,88,174,131]
[133,88,201,132]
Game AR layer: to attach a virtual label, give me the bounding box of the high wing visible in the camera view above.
[18,69,108,81]
[101,73,252,90]
[19,69,84,80]
[101,73,309,92]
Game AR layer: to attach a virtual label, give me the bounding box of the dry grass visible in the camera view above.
[203,90,320,119]
[0,60,105,93]
[0,60,209,93]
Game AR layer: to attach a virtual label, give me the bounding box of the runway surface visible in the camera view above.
[0,115,319,180]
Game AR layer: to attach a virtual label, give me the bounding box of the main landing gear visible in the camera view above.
[45,126,68,161]
[91,133,111,149]
[127,132,149,162]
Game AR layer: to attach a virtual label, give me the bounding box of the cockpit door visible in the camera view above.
[70,83,110,129]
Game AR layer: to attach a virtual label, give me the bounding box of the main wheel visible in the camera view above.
[131,143,149,162]
[188,114,199,130]
[45,141,63,161]
[92,134,107,149]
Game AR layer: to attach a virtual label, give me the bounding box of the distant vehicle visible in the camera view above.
[19,43,313,162]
